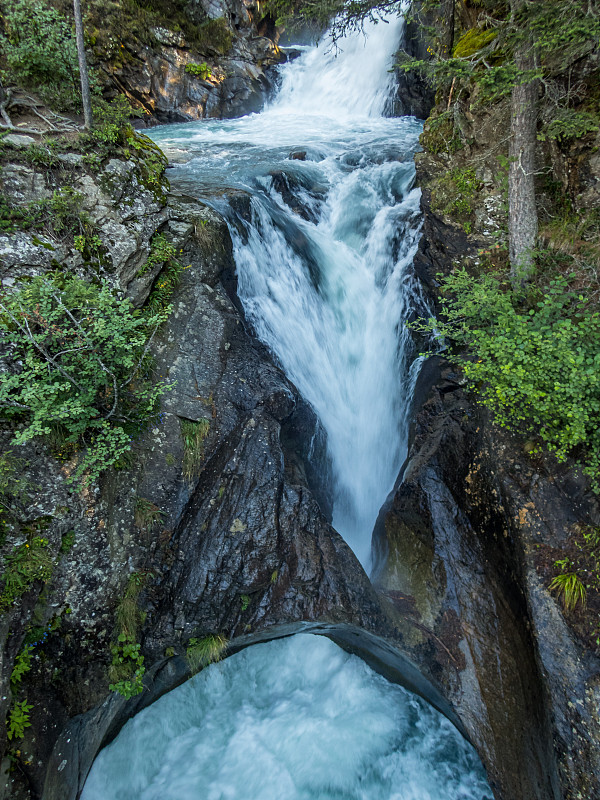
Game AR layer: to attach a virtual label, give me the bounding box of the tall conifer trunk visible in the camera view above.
[73,0,93,129]
[508,2,538,285]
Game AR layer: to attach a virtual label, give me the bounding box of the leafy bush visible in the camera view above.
[7,699,33,740]
[538,108,600,144]
[185,62,212,80]
[0,0,80,109]
[10,644,34,690]
[0,275,170,486]
[414,270,600,489]
[86,96,142,146]
[109,633,145,697]
[0,534,54,611]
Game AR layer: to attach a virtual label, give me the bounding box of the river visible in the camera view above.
[81,16,493,800]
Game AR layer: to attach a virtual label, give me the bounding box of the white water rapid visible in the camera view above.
[150,15,425,569]
[82,635,492,800]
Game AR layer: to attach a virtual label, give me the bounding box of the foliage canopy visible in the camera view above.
[0,0,81,108]
[413,269,600,490]
[0,275,170,485]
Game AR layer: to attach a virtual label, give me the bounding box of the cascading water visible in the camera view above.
[151,14,425,569]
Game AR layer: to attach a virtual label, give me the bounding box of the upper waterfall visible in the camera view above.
[272,15,405,118]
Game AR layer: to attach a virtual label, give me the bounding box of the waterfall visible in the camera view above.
[272,14,404,118]
[80,21,493,800]
[150,15,425,570]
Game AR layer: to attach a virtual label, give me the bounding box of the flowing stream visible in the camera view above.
[150,14,425,569]
[82,19,492,800]
[82,635,492,800]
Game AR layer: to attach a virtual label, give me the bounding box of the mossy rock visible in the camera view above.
[453,28,498,59]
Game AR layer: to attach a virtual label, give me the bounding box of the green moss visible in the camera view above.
[420,110,462,156]
[431,167,479,229]
[453,28,498,59]
[195,18,233,55]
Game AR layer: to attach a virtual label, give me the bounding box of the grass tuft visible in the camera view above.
[186,633,228,675]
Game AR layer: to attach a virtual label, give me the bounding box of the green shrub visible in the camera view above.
[138,233,178,278]
[7,700,33,740]
[86,96,142,147]
[109,573,148,697]
[109,633,145,697]
[0,0,80,109]
[10,644,34,690]
[185,62,212,80]
[0,534,54,611]
[538,108,600,144]
[0,275,170,486]
[414,270,600,489]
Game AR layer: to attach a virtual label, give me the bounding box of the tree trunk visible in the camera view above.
[440,0,455,58]
[508,9,538,285]
[73,0,93,129]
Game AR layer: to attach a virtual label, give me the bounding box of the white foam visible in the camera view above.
[82,635,492,800]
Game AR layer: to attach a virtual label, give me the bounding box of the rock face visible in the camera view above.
[370,127,600,797]
[0,149,168,305]
[93,0,283,122]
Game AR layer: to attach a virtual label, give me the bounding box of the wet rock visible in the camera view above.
[268,168,326,222]
[0,155,168,306]
[97,3,283,124]
[390,7,435,119]
[375,354,600,800]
